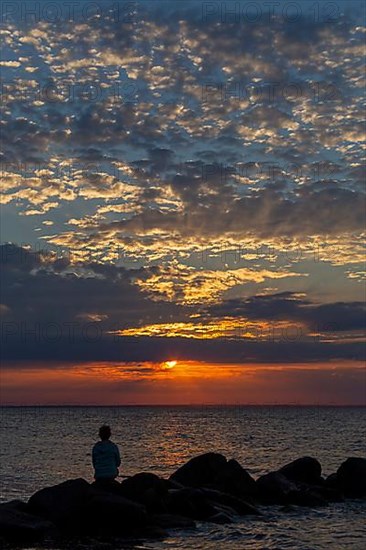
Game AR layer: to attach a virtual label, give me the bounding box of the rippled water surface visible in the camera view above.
[0,406,365,549]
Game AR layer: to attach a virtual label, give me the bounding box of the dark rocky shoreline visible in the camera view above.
[1,454,365,549]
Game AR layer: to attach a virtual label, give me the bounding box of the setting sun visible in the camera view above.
[162,360,178,370]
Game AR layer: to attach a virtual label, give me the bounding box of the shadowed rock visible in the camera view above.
[325,472,339,489]
[170,452,227,488]
[199,488,260,515]
[119,472,168,513]
[151,513,196,529]
[306,483,344,502]
[209,511,234,524]
[166,484,260,522]
[91,478,122,495]
[287,489,328,507]
[27,478,90,532]
[215,459,258,499]
[169,453,257,500]
[336,457,366,497]
[257,477,329,507]
[167,487,218,520]
[279,457,322,485]
[257,458,337,507]
[256,472,298,504]
[0,500,55,544]
[87,492,148,535]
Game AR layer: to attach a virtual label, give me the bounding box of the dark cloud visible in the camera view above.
[0,245,183,331]
[1,332,364,364]
[95,186,365,238]
[207,292,366,332]
[1,246,364,364]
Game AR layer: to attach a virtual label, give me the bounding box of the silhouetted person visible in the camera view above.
[92,425,121,484]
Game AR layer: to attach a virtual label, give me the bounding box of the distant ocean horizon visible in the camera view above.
[1,405,365,549]
[2,403,366,407]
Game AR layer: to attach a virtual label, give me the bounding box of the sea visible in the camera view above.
[0,406,365,549]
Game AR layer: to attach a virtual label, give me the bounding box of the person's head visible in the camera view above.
[98,424,111,441]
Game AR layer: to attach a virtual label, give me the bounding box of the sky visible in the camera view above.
[0,1,365,405]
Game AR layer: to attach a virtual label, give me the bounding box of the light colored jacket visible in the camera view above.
[92,440,121,480]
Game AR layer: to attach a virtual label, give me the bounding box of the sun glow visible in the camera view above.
[1,360,364,405]
[162,360,177,369]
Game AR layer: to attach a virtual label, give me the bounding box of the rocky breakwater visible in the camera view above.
[1,453,365,548]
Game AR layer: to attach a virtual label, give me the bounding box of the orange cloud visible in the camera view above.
[111,319,307,340]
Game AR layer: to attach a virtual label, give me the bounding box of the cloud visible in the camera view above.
[207,292,366,332]
[1,245,364,364]
[1,2,364,375]
[93,186,365,239]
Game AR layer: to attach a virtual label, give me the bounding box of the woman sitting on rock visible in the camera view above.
[92,425,121,484]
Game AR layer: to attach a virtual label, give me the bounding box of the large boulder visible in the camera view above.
[199,488,260,516]
[325,472,338,488]
[0,500,55,543]
[169,453,257,500]
[214,459,258,499]
[87,492,148,536]
[256,472,298,504]
[279,457,322,485]
[119,472,168,512]
[167,487,217,520]
[91,478,122,495]
[310,483,344,503]
[287,489,328,507]
[336,457,366,497]
[170,453,227,488]
[27,478,90,532]
[256,470,329,507]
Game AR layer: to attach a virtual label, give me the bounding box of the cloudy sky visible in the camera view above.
[1,1,365,404]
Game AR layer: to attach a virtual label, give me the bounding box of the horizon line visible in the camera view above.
[1,403,365,408]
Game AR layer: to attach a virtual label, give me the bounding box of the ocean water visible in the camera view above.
[0,406,365,549]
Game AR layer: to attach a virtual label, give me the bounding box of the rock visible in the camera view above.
[162,478,184,490]
[2,499,27,512]
[310,484,344,502]
[215,459,258,499]
[336,457,366,497]
[142,487,168,513]
[325,473,339,489]
[169,453,257,500]
[288,489,328,507]
[141,524,167,539]
[256,472,298,504]
[167,488,217,520]
[257,458,333,506]
[170,452,227,488]
[279,457,322,485]
[27,478,90,532]
[119,472,168,512]
[208,511,233,524]
[0,500,55,543]
[120,472,167,498]
[151,513,196,529]
[87,492,148,535]
[167,484,260,522]
[91,479,121,495]
[200,488,260,515]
